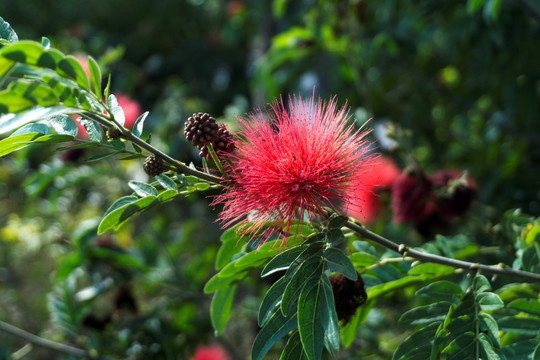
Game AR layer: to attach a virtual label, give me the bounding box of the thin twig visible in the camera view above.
[0,320,111,359]
[345,220,540,283]
[81,111,223,185]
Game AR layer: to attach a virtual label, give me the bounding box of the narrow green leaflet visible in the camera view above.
[0,40,44,64]
[48,114,78,136]
[351,252,379,270]
[415,280,463,302]
[78,118,103,142]
[280,331,306,360]
[87,56,101,96]
[85,151,119,162]
[399,302,453,326]
[155,174,178,191]
[0,17,18,43]
[324,247,357,280]
[261,245,307,277]
[97,196,157,234]
[103,196,139,217]
[392,322,440,360]
[297,278,325,360]
[497,317,540,336]
[507,299,540,316]
[210,284,237,335]
[281,256,323,316]
[108,94,125,126]
[215,226,248,270]
[477,292,504,311]
[132,111,149,138]
[11,122,48,135]
[258,276,287,326]
[320,276,340,351]
[252,311,297,360]
[0,132,42,157]
[128,180,159,197]
[57,56,89,90]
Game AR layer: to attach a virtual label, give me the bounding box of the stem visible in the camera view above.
[81,112,223,185]
[0,320,110,360]
[206,143,230,180]
[344,220,540,283]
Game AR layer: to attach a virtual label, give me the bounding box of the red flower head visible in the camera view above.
[190,345,230,360]
[213,95,374,244]
[345,157,400,223]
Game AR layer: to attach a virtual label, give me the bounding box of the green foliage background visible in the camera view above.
[0,0,539,359]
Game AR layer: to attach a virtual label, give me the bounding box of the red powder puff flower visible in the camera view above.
[213,95,374,244]
[190,345,230,360]
[345,157,400,223]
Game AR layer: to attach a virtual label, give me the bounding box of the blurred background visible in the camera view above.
[0,0,539,359]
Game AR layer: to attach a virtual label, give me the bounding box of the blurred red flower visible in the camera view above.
[213,95,374,244]
[190,345,230,360]
[345,157,400,223]
[392,167,477,236]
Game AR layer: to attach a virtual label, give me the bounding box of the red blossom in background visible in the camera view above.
[392,167,477,236]
[213,95,374,243]
[345,157,400,223]
[190,345,230,360]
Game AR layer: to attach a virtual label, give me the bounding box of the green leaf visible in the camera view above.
[108,94,125,126]
[478,333,501,360]
[215,226,247,270]
[0,57,15,83]
[507,299,540,316]
[41,37,50,50]
[37,48,65,70]
[399,302,453,326]
[157,189,178,203]
[0,40,44,64]
[252,311,297,360]
[210,284,237,335]
[351,252,379,269]
[132,111,149,138]
[498,316,540,336]
[324,247,357,281]
[280,331,306,360]
[416,280,464,301]
[408,263,455,276]
[103,196,138,217]
[11,122,48,135]
[258,276,287,326]
[0,17,19,43]
[392,322,439,360]
[155,174,178,191]
[87,56,101,96]
[479,313,500,348]
[48,114,78,136]
[477,292,504,311]
[325,228,345,245]
[85,151,119,162]
[129,180,158,197]
[261,245,307,277]
[441,332,476,358]
[501,339,540,360]
[473,275,492,293]
[194,182,210,191]
[0,132,42,157]
[29,134,74,144]
[297,278,324,360]
[281,256,323,316]
[320,276,339,351]
[467,0,487,13]
[78,118,103,142]
[97,196,157,234]
[57,56,89,89]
